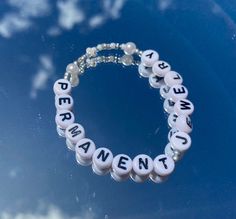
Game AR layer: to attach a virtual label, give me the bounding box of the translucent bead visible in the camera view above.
[92,147,113,175]
[141,50,159,67]
[75,138,96,166]
[168,128,179,141]
[164,71,183,87]
[55,109,75,129]
[175,114,192,133]
[168,84,188,102]
[174,99,194,116]
[163,98,175,114]
[152,154,175,176]
[123,42,136,55]
[160,85,170,99]
[152,60,171,77]
[168,112,178,128]
[170,131,191,152]
[66,63,80,75]
[131,154,153,183]
[55,94,73,111]
[138,64,152,78]
[65,123,85,151]
[53,79,71,95]
[149,73,164,88]
[111,154,132,182]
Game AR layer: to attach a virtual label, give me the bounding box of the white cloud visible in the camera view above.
[103,0,126,19]
[0,13,31,38]
[157,0,173,11]
[88,14,105,28]
[57,0,85,30]
[47,26,62,37]
[30,55,54,99]
[0,205,94,219]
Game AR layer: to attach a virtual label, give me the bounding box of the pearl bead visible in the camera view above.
[86,47,97,57]
[123,42,136,55]
[120,55,133,66]
[66,63,79,75]
[141,50,159,67]
[70,75,79,87]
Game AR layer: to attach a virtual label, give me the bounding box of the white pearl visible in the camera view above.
[138,64,152,78]
[175,114,192,133]
[174,99,194,116]
[168,84,188,102]
[53,79,71,95]
[66,63,79,75]
[152,154,175,176]
[86,47,97,57]
[152,60,171,77]
[149,73,164,88]
[70,75,79,87]
[170,131,191,152]
[163,98,175,114]
[120,55,133,66]
[55,94,73,111]
[75,138,96,166]
[168,112,178,128]
[160,85,170,99]
[141,50,159,67]
[111,154,132,182]
[92,147,113,175]
[55,110,75,129]
[164,71,183,87]
[123,42,136,55]
[131,154,153,183]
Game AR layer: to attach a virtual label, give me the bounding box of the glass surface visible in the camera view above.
[0,0,236,218]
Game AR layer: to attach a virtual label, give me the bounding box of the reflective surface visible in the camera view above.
[1,0,236,218]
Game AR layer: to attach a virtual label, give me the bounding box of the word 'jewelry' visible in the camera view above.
[53,42,194,183]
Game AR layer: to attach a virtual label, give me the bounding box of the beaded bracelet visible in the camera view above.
[53,42,194,183]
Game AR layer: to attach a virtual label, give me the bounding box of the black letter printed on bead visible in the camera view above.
[58,82,69,90]
[173,86,186,94]
[158,157,168,169]
[97,150,110,162]
[139,158,148,170]
[179,100,191,110]
[158,62,169,70]
[78,141,91,153]
[118,156,129,170]
[59,112,72,121]
[59,97,71,105]
[146,52,154,59]
[68,125,82,137]
[176,135,188,144]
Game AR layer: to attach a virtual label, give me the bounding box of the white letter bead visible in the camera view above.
[111,154,132,182]
[55,110,75,129]
[168,112,178,128]
[153,154,175,176]
[160,85,170,99]
[65,123,85,150]
[138,64,152,78]
[174,99,194,116]
[175,114,192,133]
[92,147,113,175]
[141,50,159,67]
[164,98,175,114]
[55,94,74,111]
[164,71,183,87]
[164,143,183,162]
[75,138,96,166]
[168,128,179,141]
[53,79,71,95]
[152,60,171,77]
[131,154,153,183]
[149,73,164,88]
[170,131,191,152]
[168,85,188,102]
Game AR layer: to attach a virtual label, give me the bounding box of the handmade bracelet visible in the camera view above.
[53,42,194,183]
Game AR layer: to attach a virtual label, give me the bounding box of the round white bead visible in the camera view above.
[175,114,192,133]
[131,154,153,182]
[160,85,170,99]
[111,154,132,182]
[168,128,179,141]
[141,50,159,67]
[168,84,188,102]
[55,94,73,111]
[152,60,171,77]
[153,154,175,176]
[138,64,152,78]
[55,110,75,129]
[163,98,175,114]
[56,126,66,137]
[75,138,96,166]
[164,71,183,87]
[66,63,79,75]
[170,131,191,152]
[53,79,71,95]
[65,123,85,150]
[168,112,178,128]
[92,147,113,175]
[164,143,183,162]
[149,73,164,88]
[123,42,136,55]
[174,99,194,116]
